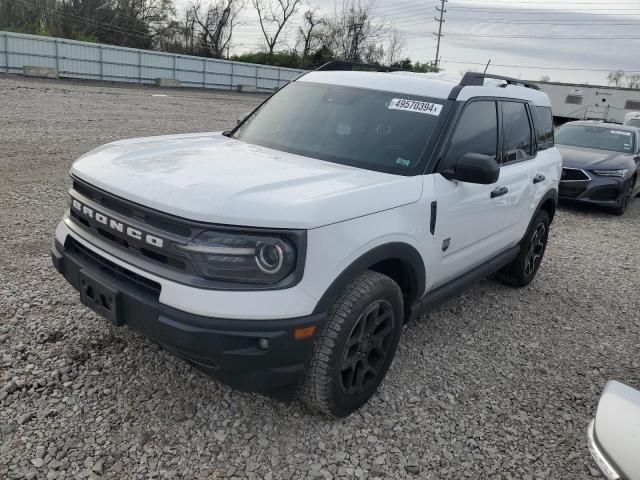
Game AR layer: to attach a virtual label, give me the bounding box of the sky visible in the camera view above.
[177,0,640,86]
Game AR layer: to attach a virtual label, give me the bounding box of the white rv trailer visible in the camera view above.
[536,81,640,124]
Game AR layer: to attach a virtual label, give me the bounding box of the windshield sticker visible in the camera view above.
[336,122,351,136]
[396,157,411,167]
[611,130,631,136]
[389,98,443,116]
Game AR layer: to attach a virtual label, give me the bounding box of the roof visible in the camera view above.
[298,70,552,107]
[564,120,639,132]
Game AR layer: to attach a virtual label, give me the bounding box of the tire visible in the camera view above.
[612,177,634,216]
[299,271,404,417]
[497,210,550,288]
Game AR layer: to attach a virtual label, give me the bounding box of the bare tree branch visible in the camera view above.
[385,28,406,66]
[252,0,301,55]
[188,0,242,58]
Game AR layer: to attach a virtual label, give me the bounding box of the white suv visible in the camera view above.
[51,67,561,416]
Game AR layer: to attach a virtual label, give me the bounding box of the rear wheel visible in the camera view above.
[299,271,403,417]
[497,210,550,288]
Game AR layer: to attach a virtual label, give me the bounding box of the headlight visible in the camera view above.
[173,229,302,285]
[592,169,628,177]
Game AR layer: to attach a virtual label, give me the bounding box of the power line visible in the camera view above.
[449,0,640,4]
[6,0,153,39]
[443,17,640,24]
[441,59,640,73]
[446,6,640,13]
[442,32,640,39]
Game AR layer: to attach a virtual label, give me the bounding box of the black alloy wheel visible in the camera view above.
[524,223,546,276]
[497,210,550,288]
[339,300,396,396]
[299,270,404,417]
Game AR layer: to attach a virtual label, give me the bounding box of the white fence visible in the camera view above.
[0,31,305,92]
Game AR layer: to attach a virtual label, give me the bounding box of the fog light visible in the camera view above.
[257,338,269,350]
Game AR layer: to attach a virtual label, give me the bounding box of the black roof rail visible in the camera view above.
[460,72,540,91]
[315,60,400,73]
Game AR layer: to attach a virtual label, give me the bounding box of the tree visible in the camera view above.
[540,75,550,82]
[252,0,301,56]
[188,0,242,58]
[385,28,406,66]
[627,74,640,89]
[319,0,385,62]
[362,42,383,64]
[297,9,324,64]
[116,0,175,39]
[607,70,625,87]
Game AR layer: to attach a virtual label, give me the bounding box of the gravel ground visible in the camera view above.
[1,75,639,480]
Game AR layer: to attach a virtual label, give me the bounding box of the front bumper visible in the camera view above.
[51,239,325,394]
[559,174,627,207]
[587,420,621,480]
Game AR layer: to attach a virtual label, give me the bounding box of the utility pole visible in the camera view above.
[434,0,447,71]
[348,22,364,62]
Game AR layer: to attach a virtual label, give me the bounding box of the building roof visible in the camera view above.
[537,80,640,93]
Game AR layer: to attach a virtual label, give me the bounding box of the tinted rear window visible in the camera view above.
[502,102,533,163]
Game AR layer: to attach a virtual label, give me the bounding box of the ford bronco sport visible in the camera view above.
[51,68,561,416]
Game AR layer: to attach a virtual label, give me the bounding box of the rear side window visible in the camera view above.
[535,106,554,151]
[444,101,498,163]
[502,102,533,163]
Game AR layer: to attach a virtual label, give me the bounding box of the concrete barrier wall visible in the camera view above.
[0,31,305,92]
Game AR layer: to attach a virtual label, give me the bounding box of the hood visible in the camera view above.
[70,132,423,229]
[557,144,635,170]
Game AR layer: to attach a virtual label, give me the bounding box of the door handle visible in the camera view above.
[491,186,508,198]
[533,174,546,184]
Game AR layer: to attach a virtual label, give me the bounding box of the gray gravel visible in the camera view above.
[1,75,639,480]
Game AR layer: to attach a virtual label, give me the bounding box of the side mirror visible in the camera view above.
[444,153,500,185]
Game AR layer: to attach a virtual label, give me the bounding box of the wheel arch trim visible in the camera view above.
[312,242,426,316]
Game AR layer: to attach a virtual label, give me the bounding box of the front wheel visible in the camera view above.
[497,210,550,288]
[299,271,404,417]
[612,178,634,216]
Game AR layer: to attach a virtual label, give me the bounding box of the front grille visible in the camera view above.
[561,168,590,181]
[72,179,192,237]
[66,236,161,297]
[70,178,196,275]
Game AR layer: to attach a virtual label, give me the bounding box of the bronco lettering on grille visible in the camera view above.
[71,198,164,248]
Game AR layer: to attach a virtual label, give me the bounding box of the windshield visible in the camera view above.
[626,118,640,128]
[556,125,635,153]
[232,81,447,175]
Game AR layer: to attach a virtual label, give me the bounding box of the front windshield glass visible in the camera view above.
[555,125,635,153]
[626,118,640,128]
[232,81,447,174]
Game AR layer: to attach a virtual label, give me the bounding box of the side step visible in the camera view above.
[410,245,520,321]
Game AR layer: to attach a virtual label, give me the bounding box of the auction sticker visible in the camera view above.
[389,98,443,116]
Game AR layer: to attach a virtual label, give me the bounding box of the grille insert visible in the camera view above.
[66,237,161,297]
[72,179,192,237]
